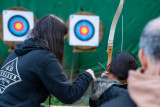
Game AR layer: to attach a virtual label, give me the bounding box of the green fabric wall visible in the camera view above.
[0,0,160,75]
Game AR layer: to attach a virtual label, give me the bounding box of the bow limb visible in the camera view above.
[107,0,124,65]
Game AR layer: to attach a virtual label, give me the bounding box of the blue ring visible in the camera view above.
[74,20,94,41]
[8,15,29,37]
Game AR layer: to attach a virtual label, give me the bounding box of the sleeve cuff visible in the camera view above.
[83,72,93,81]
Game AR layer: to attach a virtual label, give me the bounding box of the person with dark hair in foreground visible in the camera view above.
[89,51,138,107]
[101,18,160,107]
[0,15,95,107]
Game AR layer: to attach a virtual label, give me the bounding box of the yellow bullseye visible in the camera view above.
[81,27,88,34]
[15,23,22,30]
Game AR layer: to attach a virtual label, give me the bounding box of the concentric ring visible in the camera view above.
[8,15,29,37]
[74,20,94,41]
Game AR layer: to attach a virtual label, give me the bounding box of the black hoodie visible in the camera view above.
[0,39,93,107]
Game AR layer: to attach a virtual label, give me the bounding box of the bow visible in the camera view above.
[107,0,124,65]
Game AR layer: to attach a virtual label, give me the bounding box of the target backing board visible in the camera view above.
[69,15,99,46]
[3,10,34,41]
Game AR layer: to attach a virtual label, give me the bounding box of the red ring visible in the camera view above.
[79,25,90,36]
[13,21,24,31]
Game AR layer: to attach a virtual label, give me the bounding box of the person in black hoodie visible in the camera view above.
[0,14,95,107]
[89,51,137,107]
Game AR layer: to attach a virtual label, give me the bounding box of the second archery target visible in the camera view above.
[3,10,34,41]
[69,15,99,46]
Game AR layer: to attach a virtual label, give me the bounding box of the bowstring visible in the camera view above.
[121,0,124,51]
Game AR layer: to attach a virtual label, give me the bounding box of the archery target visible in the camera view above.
[69,15,99,46]
[74,20,94,41]
[3,10,34,41]
[8,15,29,36]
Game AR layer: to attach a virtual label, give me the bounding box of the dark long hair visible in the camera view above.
[31,15,67,64]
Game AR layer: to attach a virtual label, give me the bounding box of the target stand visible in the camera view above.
[66,12,104,81]
[0,7,38,52]
[66,12,104,52]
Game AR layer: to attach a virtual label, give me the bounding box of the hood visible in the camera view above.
[91,78,122,100]
[128,70,160,107]
[14,38,44,56]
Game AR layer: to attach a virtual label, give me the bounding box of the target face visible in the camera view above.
[8,15,29,37]
[74,20,94,41]
[3,10,34,42]
[69,15,99,46]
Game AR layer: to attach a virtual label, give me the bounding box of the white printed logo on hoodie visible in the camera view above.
[0,57,22,94]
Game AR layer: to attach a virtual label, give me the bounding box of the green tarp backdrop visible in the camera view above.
[0,0,160,75]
